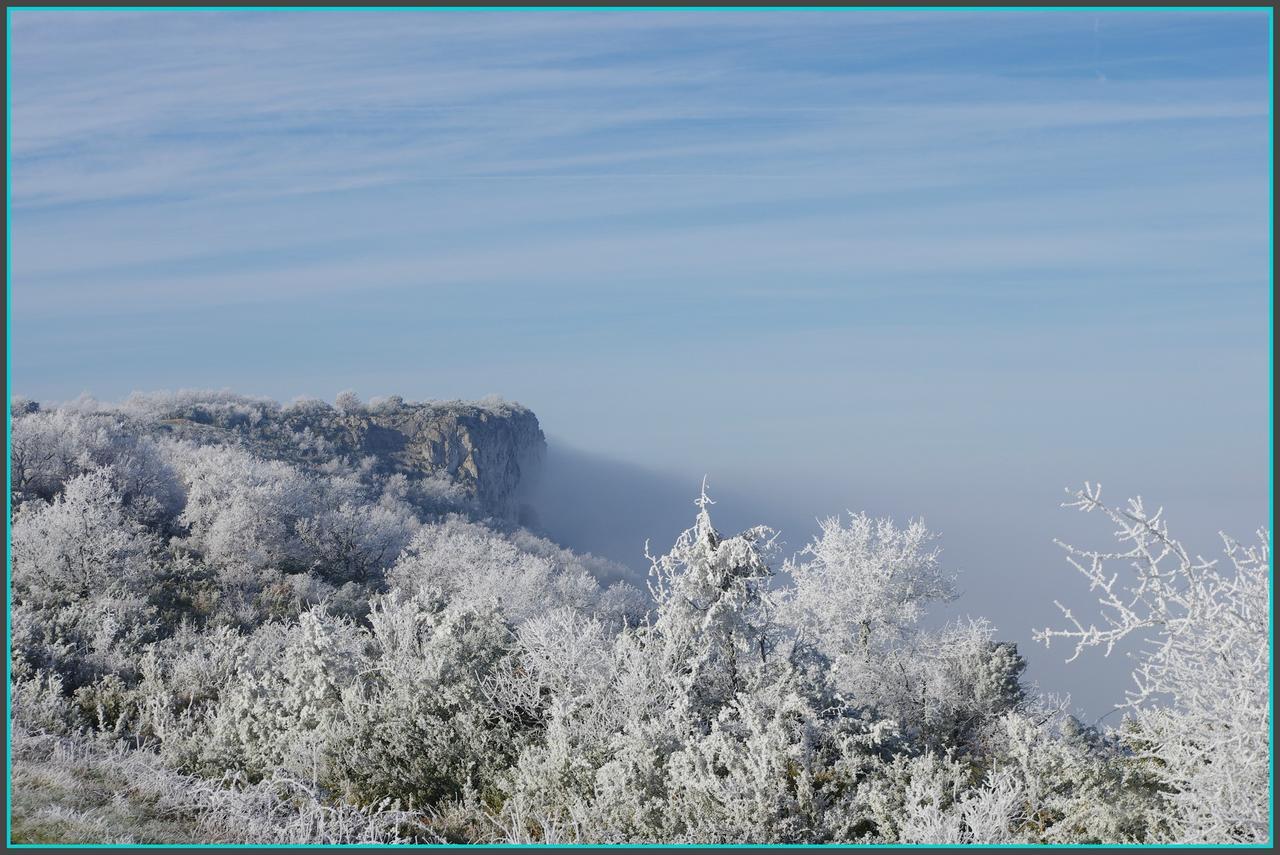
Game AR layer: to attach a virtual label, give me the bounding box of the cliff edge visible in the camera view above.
[135,393,545,520]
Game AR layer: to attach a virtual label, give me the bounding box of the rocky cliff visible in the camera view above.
[145,394,545,520]
[349,402,545,519]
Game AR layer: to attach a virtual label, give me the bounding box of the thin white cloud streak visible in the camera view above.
[10,177,1261,289]
[12,216,1263,319]
[11,87,1265,207]
[8,9,1267,212]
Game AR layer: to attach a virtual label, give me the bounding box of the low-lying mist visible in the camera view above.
[519,438,1246,724]
[520,439,855,590]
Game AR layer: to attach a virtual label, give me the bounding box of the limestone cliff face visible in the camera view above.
[355,403,545,519]
[150,396,546,520]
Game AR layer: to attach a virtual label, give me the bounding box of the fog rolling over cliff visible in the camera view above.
[520,440,819,585]
[518,442,691,574]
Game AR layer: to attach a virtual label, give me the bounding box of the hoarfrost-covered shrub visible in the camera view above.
[885,755,1028,844]
[787,512,955,646]
[337,590,522,808]
[1038,484,1270,844]
[388,517,603,624]
[12,671,81,736]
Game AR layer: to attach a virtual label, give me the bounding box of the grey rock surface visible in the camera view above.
[149,397,545,520]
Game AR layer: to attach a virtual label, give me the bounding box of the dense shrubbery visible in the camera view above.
[7,395,1271,844]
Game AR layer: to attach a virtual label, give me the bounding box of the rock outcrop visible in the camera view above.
[147,395,545,520]
[352,402,545,519]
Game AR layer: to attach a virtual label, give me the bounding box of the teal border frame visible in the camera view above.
[2,4,1269,849]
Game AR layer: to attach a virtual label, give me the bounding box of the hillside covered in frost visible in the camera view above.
[6,392,1270,845]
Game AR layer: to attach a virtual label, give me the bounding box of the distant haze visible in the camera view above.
[8,10,1271,719]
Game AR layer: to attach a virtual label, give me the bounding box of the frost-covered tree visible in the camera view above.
[872,753,1028,844]
[334,390,362,415]
[494,607,623,833]
[10,406,86,501]
[868,619,1028,754]
[10,408,183,523]
[647,482,781,718]
[657,676,890,844]
[11,468,158,604]
[978,709,1166,843]
[168,444,319,573]
[10,469,162,686]
[1037,483,1271,844]
[784,511,955,665]
[295,474,420,585]
[778,511,1006,750]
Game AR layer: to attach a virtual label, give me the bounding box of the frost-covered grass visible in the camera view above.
[11,729,215,844]
[10,728,423,845]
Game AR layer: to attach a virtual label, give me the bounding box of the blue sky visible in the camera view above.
[7,9,1272,716]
